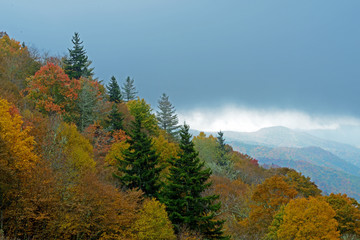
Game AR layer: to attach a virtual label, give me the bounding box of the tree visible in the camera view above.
[105,103,124,132]
[75,78,99,131]
[325,193,360,237]
[24,63,80,116]
[156,93,180,139]
[114,116,163,198]
[134,198,176,240]
[122,76,137,102]
[63,32,93,79]
[127,98,158,135]
[275,197,339,239]
[216,131,229,167]
[161,124,228,239]
[242,175,297,239]
[107,76,122,103]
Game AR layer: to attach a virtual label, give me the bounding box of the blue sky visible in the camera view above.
[2,0,360,141]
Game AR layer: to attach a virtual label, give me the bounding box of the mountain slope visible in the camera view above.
[222,126,360,167]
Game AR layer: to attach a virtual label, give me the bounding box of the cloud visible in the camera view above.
[178,105,360,132]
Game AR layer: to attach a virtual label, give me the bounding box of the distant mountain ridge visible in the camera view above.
[192,126,360,167]
[190,126,360,200]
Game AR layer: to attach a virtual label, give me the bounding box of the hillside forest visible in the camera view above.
[1,32,360,240]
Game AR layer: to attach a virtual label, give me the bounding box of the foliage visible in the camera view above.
[276,197,340,239]
[63,32,93,79]
[24,62,80,115]
[161,124,228,239]
[122,76,137,102]
[75,77,103,131]
[107,76,122,103]
[134,198,176,240]
[156,93,180,139]
[325,193,360,236]
[114,116,163,197]
[242,175,297,239]
[127,98,158,135]
[105,103,124,132]
[0,34,40,95]
[280,168,322,198]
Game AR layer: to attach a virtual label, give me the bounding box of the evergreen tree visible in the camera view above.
[114,116,162,197]
[216,131,228,166]
[161,124,228,239]
[156,93,180,139]
[107,76,122,103]
[106,103,124,132]
[122,76,137,102]
[64,32,94,79]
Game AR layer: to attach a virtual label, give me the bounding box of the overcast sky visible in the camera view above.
[2,0,360,135]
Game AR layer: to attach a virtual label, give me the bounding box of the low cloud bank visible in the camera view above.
[178,106,360,132]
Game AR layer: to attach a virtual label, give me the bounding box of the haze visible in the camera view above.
[2,0,360,144]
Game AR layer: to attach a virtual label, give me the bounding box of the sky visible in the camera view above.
[2,0,360,141]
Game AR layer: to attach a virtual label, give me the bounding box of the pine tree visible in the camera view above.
[114,115,162,197]
[64,32,94,79]
[161,124,228,239]
[106,103,124,132]
[122,76,137,102]
[107,76,122,103]
[156,93,180,139]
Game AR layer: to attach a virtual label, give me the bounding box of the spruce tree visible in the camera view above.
[122,76,137,102]
[106,103,124,132]
[107,76,122,103]
[161,124,228,239]
[64,32,94,79]
[156,93,180,139]
[114,115,162,197]
[216,131,228,166]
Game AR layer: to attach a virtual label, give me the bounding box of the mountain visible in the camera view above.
[231,142,360,177]
[260,157,360,200]
[222,126,360,167]
[191,126,360,200]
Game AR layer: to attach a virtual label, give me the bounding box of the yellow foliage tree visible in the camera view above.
[276,197,340,240]
[133,198,176,240]
[56,122,96,173]
[0,97,38,173]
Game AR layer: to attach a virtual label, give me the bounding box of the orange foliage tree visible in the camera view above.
[275,197,339,239]
[241,175,297,239]
[24,62,80,115]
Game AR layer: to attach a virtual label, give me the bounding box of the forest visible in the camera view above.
[1,32,360,240]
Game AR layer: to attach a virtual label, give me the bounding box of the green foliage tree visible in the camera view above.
[114,116,162,198]
[161,124,228,239]
[64,32,93,79]
[216,131,229,167]
[75,78,98,131]
[122,76,137,102]
[156,93,180,139]
[107,76,122,103]
[105,103,124,132]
